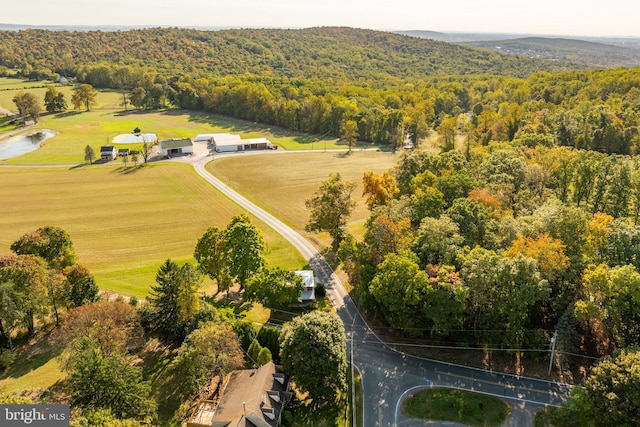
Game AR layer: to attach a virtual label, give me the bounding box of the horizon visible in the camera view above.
[3,0,639,38]
[1,23,638,41]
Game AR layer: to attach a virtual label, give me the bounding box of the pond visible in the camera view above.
[0,130,58,160]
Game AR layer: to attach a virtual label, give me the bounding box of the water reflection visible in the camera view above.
[0,130,58,160]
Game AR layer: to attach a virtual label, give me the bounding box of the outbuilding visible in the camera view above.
[212,134,243,152]
[294,270,316,303]
[100,145,117,161]
[158,138,193,157]
[213,135,275,152]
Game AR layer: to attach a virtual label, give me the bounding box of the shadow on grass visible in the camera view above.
[111,164,145,175]
[0,347,63,380]
[114,108,165,117]
[206,297,254,317]
[138,339,190,425]
[54,111,82,119]
[291,397,347,427]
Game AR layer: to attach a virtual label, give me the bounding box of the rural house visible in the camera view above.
[100,145,117,161]
[294,270,316,304]
[186,362,291,427]
[159,138,194,157]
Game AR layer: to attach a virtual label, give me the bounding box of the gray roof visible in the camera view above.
[159,138,193,149]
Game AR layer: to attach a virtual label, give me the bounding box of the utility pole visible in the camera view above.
[548,330,557,377]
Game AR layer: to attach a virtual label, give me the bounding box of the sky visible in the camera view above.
[3,0,640,37]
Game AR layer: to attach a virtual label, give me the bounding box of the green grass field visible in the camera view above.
[0,163,304,297]
[207,151,400,239]
[2,109,346,164]
[403,388,509,426]
[0,78,125,114]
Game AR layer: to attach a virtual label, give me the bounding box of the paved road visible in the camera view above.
[182,150,572,426]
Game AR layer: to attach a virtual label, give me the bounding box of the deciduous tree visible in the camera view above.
[280,311,347,407]
[244,266,304,309]
[0,255,49,335]
[575,348,640,427]
[71,83,98,111]
[44,86,67,113]
[305,173,355,249]
[10,226,76,270]
[172,322,244,395]
[222,215,265,289]
[194,226,232,294]
[63,335,156,421]
[12,91,41,123]
[362,171,399,210]
[63,264,99,308]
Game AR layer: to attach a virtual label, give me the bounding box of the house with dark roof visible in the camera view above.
[100,145,117,161]
[186,362,291,427]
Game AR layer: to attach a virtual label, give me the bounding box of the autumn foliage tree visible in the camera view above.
[362,171,399,210]
[305,173,355,249]
[172,322,244,396]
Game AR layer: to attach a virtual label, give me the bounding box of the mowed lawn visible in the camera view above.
[0,78,124,113]
[2,109,344,164]
[207,151,400,241]
[0,162,305,297]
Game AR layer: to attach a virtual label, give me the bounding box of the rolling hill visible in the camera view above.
[463,37,640,68]
[0,26,578,82]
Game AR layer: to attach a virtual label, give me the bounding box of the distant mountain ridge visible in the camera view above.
[0,26,577,81]
[397,31,640,68]
[463,37,640,68]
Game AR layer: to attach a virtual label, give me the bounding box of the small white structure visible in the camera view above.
[158,138,193,157]
[100,145,117,161]
[295,270,316,302]
[193,134,217,143]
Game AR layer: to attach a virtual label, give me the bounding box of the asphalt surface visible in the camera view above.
[183,148,572,426]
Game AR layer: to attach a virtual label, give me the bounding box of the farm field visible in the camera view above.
[207,150,400,240]
[0,162,305,297]
[0,77,124,113]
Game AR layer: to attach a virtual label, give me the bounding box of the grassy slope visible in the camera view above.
[207,151,399,239]
[0,163,304,297]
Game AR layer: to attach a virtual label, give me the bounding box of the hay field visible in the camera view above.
[207,150,400,241]
[0,162,304,297]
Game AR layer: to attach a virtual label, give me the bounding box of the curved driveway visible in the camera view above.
[186,152,572,426]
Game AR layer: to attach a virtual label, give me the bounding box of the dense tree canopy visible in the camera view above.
[11,226,76,270]
[244,266,304,309]
[279,311,347,407]
[172,322,244,395]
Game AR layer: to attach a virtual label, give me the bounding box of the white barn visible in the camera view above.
[214,136,275,153]
[158,138,193,157]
